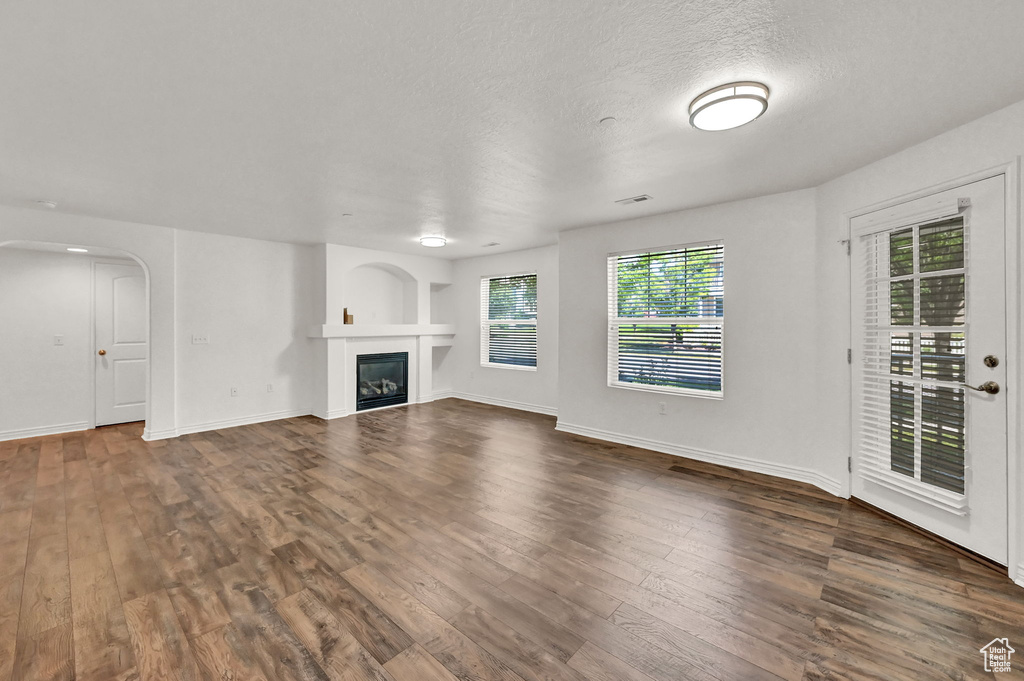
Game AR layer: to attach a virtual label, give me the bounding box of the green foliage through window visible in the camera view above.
[610,243,724,394]
[482,274,537,368]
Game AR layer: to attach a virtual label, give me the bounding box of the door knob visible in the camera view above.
[97,349,107,356]
[962,381,999,394]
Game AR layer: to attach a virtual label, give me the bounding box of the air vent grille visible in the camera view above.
[615,194,653,205]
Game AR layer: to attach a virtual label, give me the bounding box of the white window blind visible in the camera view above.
[608,242,724,396]
[855,216,969,514]
[480,273,537,369]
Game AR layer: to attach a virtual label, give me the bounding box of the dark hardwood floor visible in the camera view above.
[0,398,1021,681]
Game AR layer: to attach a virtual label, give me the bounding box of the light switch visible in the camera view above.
[192,334,209,345]
[54,335,64,346]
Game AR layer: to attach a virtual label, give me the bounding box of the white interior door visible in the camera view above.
[95,262,148,426]
[852,175,1007,563]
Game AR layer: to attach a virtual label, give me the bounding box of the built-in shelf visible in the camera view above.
[308,323,455,339]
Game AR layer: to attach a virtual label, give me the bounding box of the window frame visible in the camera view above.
[607,240,725,399]
[853,213,970,513]
[480,271,538,371]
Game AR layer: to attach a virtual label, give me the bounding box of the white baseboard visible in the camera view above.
[1014,562,1024,589]
[311,408,349,421]
[143,409,310,440]
[142,427,178,441]
[555,421,843,498]
[421,390,454,402]
[446,391,558,417]
[0,421,90,442]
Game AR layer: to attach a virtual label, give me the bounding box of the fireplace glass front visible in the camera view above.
[356,352,408,411]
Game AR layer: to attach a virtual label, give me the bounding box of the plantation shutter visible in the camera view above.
[854,201,970,514]
[480,274,537,368]
[608,242,724,395]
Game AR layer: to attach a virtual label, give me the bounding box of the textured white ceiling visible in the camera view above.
[2,1,1024,258]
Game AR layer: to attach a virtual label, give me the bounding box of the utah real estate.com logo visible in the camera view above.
[980,638,1015,673]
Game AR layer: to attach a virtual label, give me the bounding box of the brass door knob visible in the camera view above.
[98,349,107,356]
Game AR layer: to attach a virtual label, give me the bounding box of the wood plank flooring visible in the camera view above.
[0,398,1021,681]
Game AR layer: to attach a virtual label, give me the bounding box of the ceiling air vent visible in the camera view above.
[615,194,653,205]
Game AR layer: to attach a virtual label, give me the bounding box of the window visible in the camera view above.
[481,273,537,369]
[608,242,724,396]
[855,216,969,511]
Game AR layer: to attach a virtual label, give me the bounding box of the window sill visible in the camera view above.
[608,381,723,400]
[481,362,537,372]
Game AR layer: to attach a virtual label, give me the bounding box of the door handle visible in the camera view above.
[962,381,999,394]
[98,349,107,356]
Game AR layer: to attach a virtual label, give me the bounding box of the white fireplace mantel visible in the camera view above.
[309,244,455,420]
[307,323,455,340]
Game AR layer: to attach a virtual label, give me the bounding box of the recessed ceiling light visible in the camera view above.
[66,247,88,253]
[36,200,57,209]
[341,213,353,217]
[689,81,769,131]
[419,236,447,248]
[482,242,500,248]
[598,116,617,126]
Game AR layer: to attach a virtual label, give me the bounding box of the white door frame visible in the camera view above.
[846,160,1021,585]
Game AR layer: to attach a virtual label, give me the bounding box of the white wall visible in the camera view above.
[554,191,834,489]
[0,249,95,437]
[174,231,315,432]
[449,245,559,415]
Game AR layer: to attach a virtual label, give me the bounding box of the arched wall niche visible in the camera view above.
[341,262,418,325]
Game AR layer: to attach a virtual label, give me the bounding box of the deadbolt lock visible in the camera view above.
[983,355,999,368]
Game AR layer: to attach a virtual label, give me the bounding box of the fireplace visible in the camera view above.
[356,352,408,411]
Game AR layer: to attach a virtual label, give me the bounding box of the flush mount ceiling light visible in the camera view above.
[36,200,57,209]
[689,81,769,131]
[66,247,88,253]
[419,236,447,248]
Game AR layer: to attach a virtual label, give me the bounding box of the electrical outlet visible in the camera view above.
[53,335,64,346]
[267,383,273,393]
[230,387,238,397]
[192,334,209,345]
[658,401,667,415]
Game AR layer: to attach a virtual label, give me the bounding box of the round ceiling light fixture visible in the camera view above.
[419,236,447,248]
[688,81,769,131]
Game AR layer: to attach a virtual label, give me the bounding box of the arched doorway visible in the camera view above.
[0,240,153,440]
